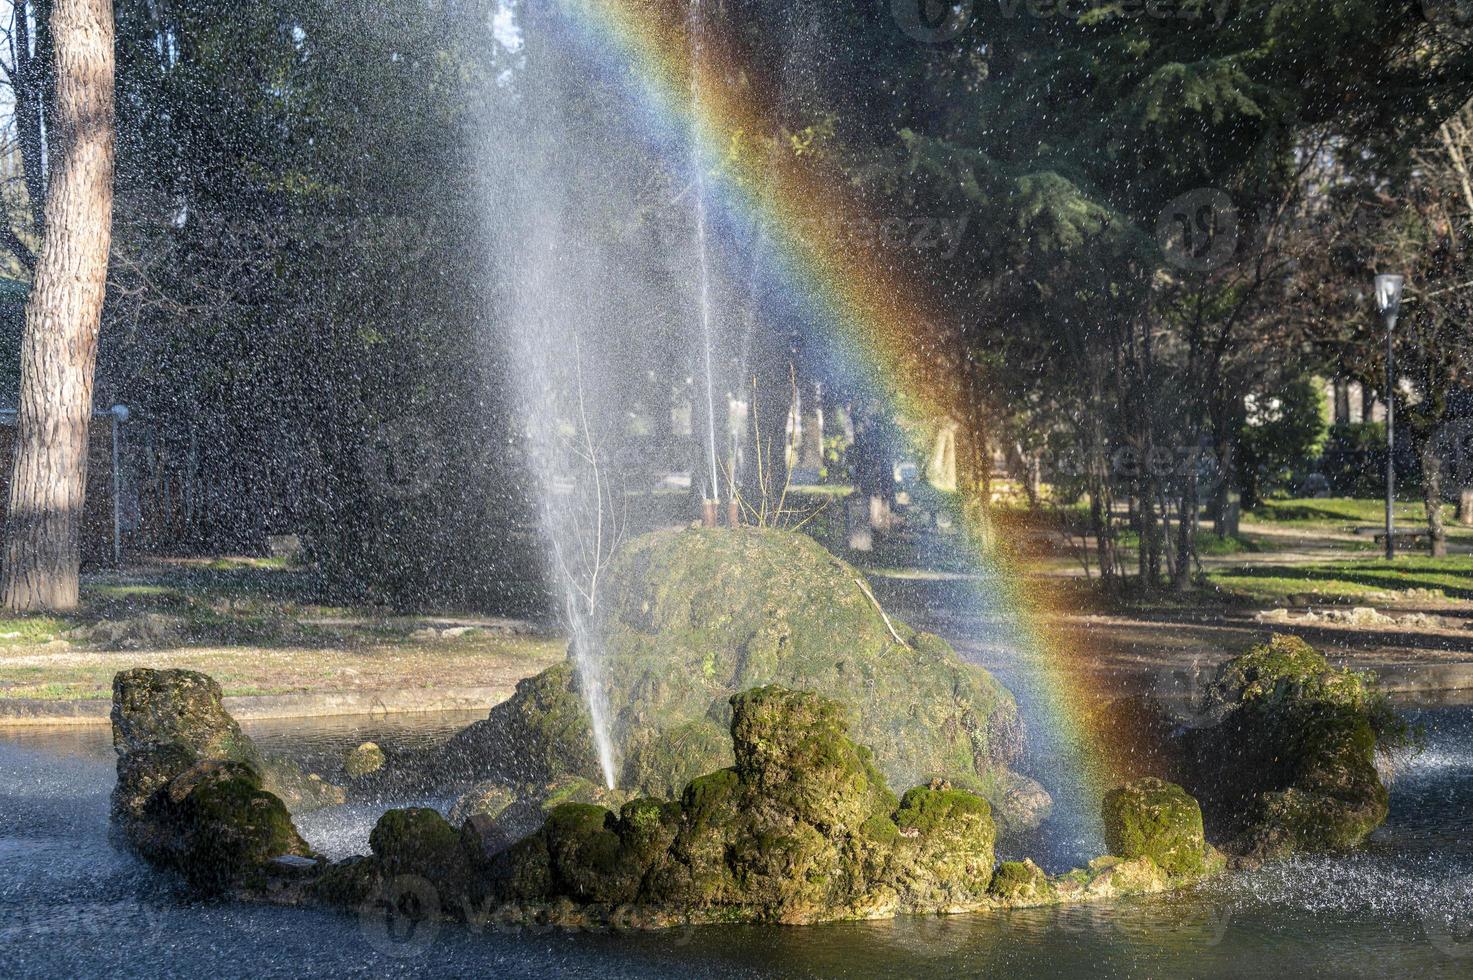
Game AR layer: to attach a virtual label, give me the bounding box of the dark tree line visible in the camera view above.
[0,0,1469,609]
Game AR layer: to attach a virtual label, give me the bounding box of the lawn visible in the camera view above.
[0,558,563,705]
[1207,555,1473,605]
[1247,497,1464,530]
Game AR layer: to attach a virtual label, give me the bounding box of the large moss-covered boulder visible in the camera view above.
[474,686,998,925]
[1180,635,1405,859]
[110,668,343,827]
[1102,778,1217,876]
[433,527,1040,827]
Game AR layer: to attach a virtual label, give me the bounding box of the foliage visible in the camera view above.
[1237,376,1330,508]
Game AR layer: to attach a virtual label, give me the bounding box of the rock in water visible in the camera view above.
[434,527,1044,828]
[110,668,343,839]
[1180,635,1406,858]
[345,742,387,778]
[136,760,315,893]
[387,687,998,925]
[1102,778,1218,876]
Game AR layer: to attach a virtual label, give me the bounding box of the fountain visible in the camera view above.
[689,0,723,528]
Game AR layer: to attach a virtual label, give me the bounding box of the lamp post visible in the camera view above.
[1374,275,1404,560]
[104,405,129,568]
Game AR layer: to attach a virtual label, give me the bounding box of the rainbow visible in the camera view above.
[537,0,1125,835]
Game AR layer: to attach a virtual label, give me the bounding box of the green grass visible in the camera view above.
[0,615,76,645]
[1247,497,1459,527]
[1208,555,1473,605]
[1196,534,1264,557]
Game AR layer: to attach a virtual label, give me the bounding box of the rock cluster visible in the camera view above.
[1166,635,1407,859]
[427,527,1049,831]
[110,668,344,854]
[109,668,1232,929]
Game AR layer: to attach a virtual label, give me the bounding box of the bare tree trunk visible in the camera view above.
[2,0,114,612]
[1421,434,1448,557]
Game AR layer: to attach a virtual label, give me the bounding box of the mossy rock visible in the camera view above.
[1180,635,1402,858]
[880,783,996,909]
[345,742,387,778]
[433,661,602,786]
[110,668,345,821]
[488,686,1000,925]
[988,859,1054,904]
[1102,778,1213,876]
[142,760,313,893]
[369,807,469,892]
[434,528,1038,827]
[111,668,255,762]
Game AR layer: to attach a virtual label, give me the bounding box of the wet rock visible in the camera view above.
[369,807,467,885]
[996,772,1054,833]
[447,780,516,826]
[136,760,314,893]
[475,686,998,925]
[1179,635,1406,858]
[433,662,602,787]
[1102,778,1218,876]
[430,527,1043,829]
[988,859,1054,904]
[344,741,387,778]
[110,668,344,832]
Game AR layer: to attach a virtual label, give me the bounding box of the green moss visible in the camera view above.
[1183,635,1404,858]
[1101,778,1212,876]
[623,720,732,800]
[681,768,741,823]
[369,807,464,883]
[1208,634,1331,704]
[894,786,991,835]
[153,760,312,893]
[988,859,1054,903]
[434,661,601,785]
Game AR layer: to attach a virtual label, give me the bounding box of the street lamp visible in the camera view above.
[1374,274,1404,560]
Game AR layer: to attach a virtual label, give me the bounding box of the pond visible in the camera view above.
[2,700,1470,978]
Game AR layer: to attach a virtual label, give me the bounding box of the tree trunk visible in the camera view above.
[1421,434,1448,557]
[1174,465,1198,592]
[2,0,115,612]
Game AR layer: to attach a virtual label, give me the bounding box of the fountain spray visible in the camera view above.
[691,0,722,528]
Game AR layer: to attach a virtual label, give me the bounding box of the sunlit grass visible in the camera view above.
[1208,555,1473,604]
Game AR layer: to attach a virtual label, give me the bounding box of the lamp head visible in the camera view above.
[1374,275,1405,318]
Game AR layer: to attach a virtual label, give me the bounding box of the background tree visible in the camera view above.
[1,0,113,611]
